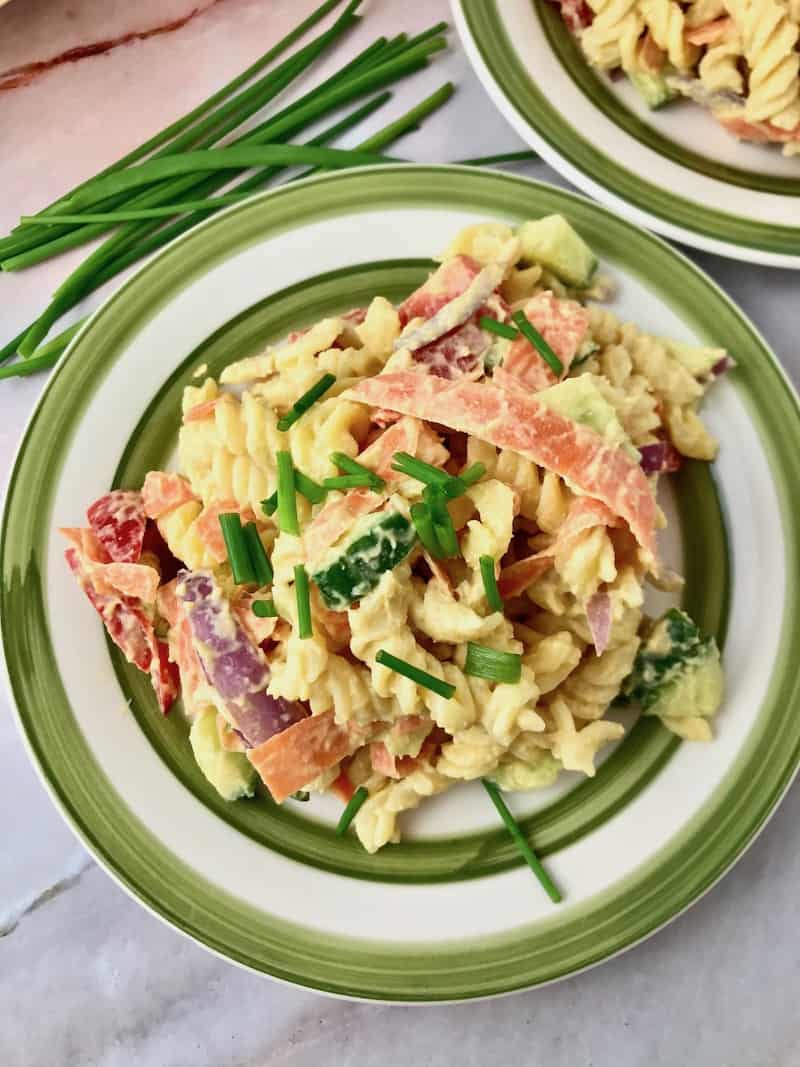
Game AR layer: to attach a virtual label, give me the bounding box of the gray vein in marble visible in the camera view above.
[0,850,93,937]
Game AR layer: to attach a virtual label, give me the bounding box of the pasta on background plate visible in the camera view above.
[555,0,800,156]
[61,214,725,856]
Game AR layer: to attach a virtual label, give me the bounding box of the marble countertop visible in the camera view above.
[1,2,799,1064]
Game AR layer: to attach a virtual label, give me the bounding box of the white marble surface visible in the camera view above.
[1,2,799,1064]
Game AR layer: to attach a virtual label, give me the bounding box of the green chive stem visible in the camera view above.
[322,474,375,490]
[219,513,256,584]
[410,502,445,559]
[464,642,521,684]
[479,315,518,341]
[481,779,562,903]
[252,599,278,619]
[331,451,385,489]
[375,649,455,699]
[511,310,563,377]
[242,522,274,586]
[295,470,328,505]
[276,452,300,536]
[336,785,369,835]
[294,564,313,639]
[479,556,504,614]
[277,372,337,431]
[261,493,278,518]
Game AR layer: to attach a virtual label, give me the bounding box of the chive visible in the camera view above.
[26,316,89,361]
[479,556,504,613]
[331,451,385,490]
[277,372,337,431]
[219,513,256,584]
[0,350,61,380]
[276,452,300,535]
[1,19,351,271]
[295,470,328,505]
[391,451,451,488]
[242,521,274,586]
[322,474,375,490]
[456,150,539,166]
[0,316,89,378]
[261,493,278,518]
[460,462,486,487]
[252,599,278,618]
[481,779,562,903]
[2,0,351,228]
[294,564,313,639]
[441,463,485,500]
[375,649,455,700]
[464,643,521,684]
[479,315,518,341]
[511,310,563,377]
[53,147,392,216]
[292,790,311,802]
[424,487,459,558]
[2,41,454,366]
[19,200,254,226]
[410,502,445,559]
[336,785,369,835]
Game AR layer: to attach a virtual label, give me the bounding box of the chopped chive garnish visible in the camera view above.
[242,521,273,586]
[464,643,522,684]
[219,513,256,584]
[277,372,336,431]
[294,564,312,639]
[391,451,451,488]
[424,487,459,557]
[336,785,369,835]
[292,790,310,802]
[276,451,300,535]
[331,451,385,490]
[294,469,328,504]
[460,461,486,488]
[512,310,564,377]
[479,556,504,613]
[481,779,562,903]
[252,599,278,618]
[410,501,445,559]
[375,649,455,699]
[322,474,375,490]
[479,315,518,341]
[261,492,278,517]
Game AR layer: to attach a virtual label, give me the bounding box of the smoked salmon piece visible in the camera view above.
[503,292,590,392]
[685,17,734,46]
[498,497,617,598]
[398,255,482,325]
[248,710,368,802]
[358,416,448,481]
[143,471,198,519]
[345,372,659,566]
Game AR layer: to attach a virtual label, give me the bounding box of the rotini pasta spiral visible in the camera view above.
[354,766,452,853]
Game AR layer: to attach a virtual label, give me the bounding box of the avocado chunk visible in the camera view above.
[517,214,598,288]
[189,707,256,802]
[538,375,635,455]
[311,509,417,612]
[629,72,679,110]
[623,609,723,732]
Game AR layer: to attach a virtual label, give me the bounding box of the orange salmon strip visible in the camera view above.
[346,372,659,565]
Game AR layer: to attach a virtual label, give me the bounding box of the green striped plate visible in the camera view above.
[452,0,800,268]
[3,165,800,1000]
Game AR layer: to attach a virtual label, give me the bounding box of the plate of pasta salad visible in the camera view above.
[452,0,800,268]
[4,164,800,1000]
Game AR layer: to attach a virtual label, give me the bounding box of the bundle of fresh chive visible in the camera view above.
[0,0,458,375]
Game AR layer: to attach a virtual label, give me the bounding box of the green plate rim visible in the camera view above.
[452,0,800,266]
[3,164,800,1000]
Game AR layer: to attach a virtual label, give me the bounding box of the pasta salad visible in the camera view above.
[555,0,800,156]
[62,214,725,861]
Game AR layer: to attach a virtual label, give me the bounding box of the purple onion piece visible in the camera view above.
[638,441,682,475]
[177,570,306,747]
[586,592,611,656]
[711,355,733,377]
